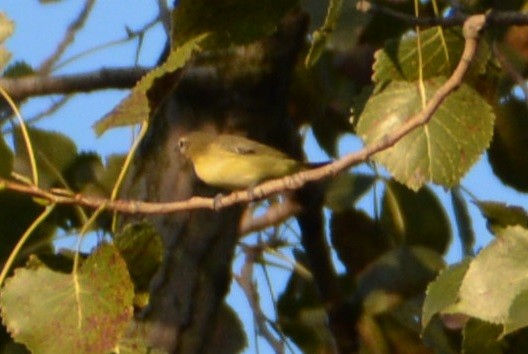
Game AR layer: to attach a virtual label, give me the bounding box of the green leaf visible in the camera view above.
[373,27,489,83]
[381,181,451,253]
[305,0,343,67]
[277,252,335,353]
[422,259,471,329]
[13,127,77,188]
[506,288,528,335]
[62,152,104,192]
[54,153,115,230]
[0,244,134,354]
[99,154,126,192]
[324,173,376,212]
[421,316,461,354]
[0,134,13,178]
[208,304,247,353]
[0,13,14,70]
[448,226,528,327]
[79,154,125,199]
[357,312,390,353]
[330,209,389,275]
[114,221,163,292]
[451,187,475,256]
[488,96,528,192]
[357,246,445,298]
[356,79,494,190]
[93,35,207,135]
[171,0,297,48]
[0,13,14,43]
[3,61,34,78]
[476,201,528,234]
[462,319,503,354]
[0,48,11,71]
[363,308,437,354]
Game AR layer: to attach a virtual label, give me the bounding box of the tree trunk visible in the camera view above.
[122,11,310,353]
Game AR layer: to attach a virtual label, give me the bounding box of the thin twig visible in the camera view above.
[26,96,71,125]
[39,0,96,74]
[54,14,162,71]
[236,246,285,354]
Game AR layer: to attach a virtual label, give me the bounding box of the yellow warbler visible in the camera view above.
[178,132,302,190]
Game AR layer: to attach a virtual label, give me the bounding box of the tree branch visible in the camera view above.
[0,67,149,100]
[238,197,302,235]
[357,0,466,27]
[0,14,486,216]
[358,1,528,28]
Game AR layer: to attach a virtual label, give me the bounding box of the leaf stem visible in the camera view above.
[0,87,39,185]
[110,120,149,232]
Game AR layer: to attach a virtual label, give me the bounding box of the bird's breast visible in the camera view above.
[192,152,299,190]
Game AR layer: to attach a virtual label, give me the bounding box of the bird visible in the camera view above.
[178,132,303,190]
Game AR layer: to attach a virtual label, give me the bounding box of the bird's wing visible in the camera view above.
[216,138,257,155]
[217,135,291,158]
[234,143,257,155]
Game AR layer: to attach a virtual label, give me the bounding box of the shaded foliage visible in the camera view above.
[2,0,528,353]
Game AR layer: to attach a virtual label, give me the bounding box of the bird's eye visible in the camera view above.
[178,138,188,151]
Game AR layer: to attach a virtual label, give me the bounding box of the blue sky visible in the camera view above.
[3,1,528,352]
